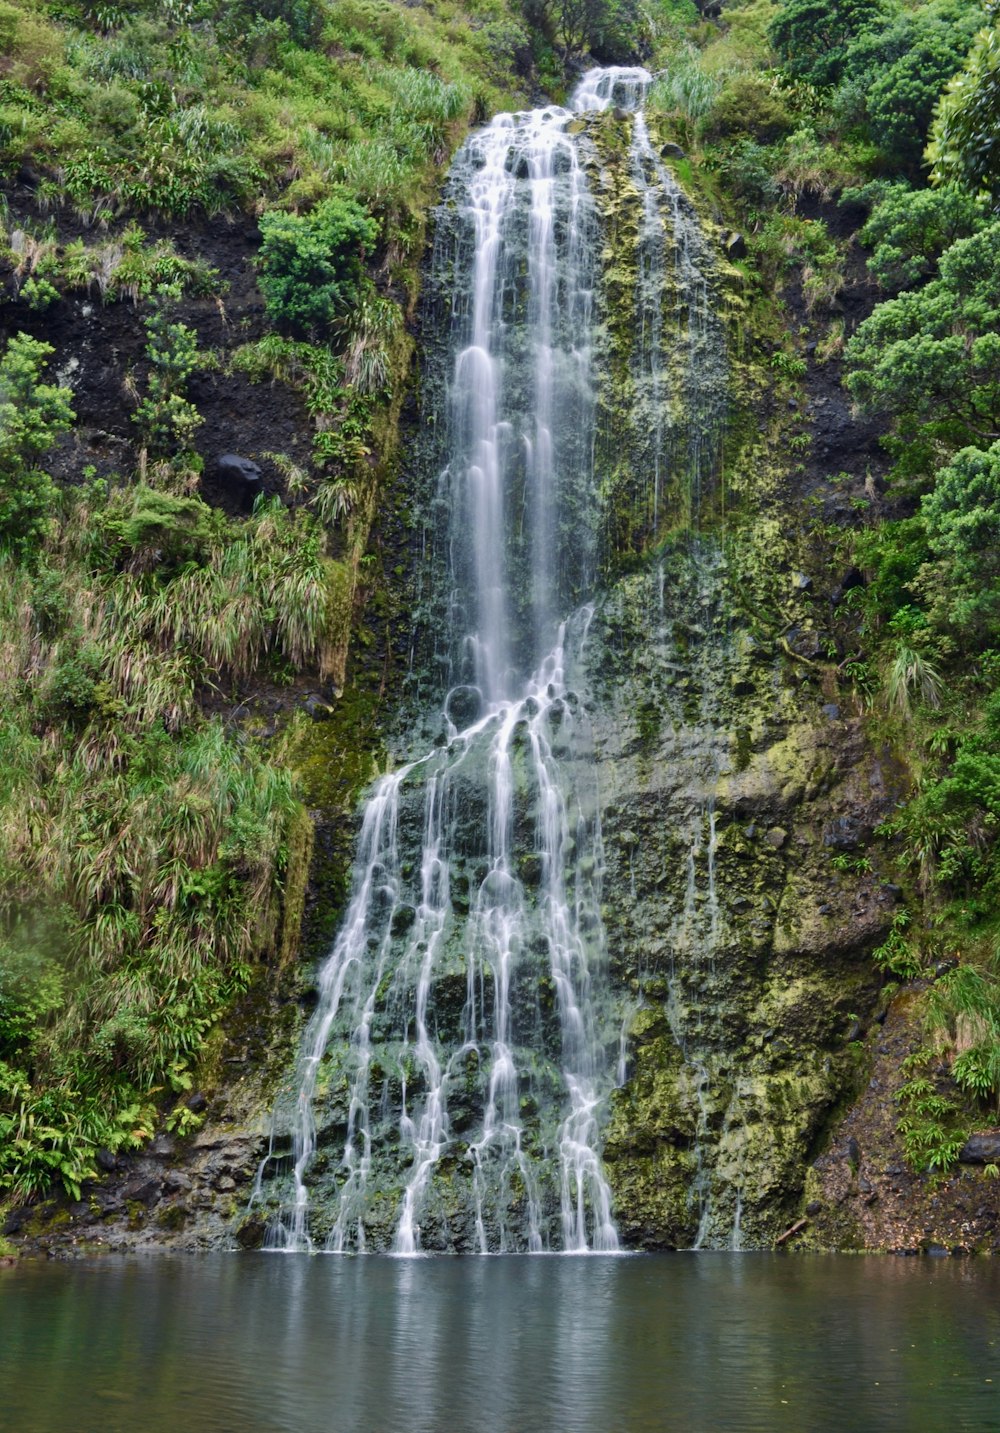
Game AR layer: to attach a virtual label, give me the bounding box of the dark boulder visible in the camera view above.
[959,1132,1000,1165]
[236,1215,267,1249]
[724,231,747,260]
[445,685,483,731]
[215,453,263,511]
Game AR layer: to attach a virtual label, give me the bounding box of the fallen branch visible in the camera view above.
[775,1217,809,1248]
[778,637,823,671]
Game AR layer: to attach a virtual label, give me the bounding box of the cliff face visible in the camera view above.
[5,24,1000,1258]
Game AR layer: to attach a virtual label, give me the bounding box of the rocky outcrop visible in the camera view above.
[582,542,898,1247]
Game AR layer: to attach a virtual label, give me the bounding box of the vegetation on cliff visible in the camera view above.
[2,0,1000,1244]
[0,0,554,1205]
[640,0,1000,1185]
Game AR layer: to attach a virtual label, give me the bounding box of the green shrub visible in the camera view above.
[845,222,1000,451]
[257,192,379,336]
[0,333,74,559]
[929,20,1000,199]
[769,0,890,89]
[853,182,988,290]
[702,74,795,144]
[841,1,981,172]
[132,287,208,454]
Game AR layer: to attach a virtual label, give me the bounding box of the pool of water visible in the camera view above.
[2,1253,998,1431]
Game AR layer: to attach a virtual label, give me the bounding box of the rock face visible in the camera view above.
[804,996,1000,1254]
[579,544,895,1247]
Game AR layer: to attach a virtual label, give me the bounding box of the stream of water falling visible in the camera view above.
[257,66,725,1253]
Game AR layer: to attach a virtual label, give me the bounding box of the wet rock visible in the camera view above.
[764,827,788,850]
[791,571,812,592]
[236,1214,267,1250]
[845,1136,862,1170]
[300,693,333,720]
[95,1148,118,1173]
[187,1091,208,1115]
[661,142,686,160]
[613,106,631,121]
[445,685,482,730]
[824,816,861,850]
[2,1208,27,1236]
[390,905,416,937]
[163,1170,193,1195]
[122,1177,160,1206]
[958,1132,1000,1165]
[831,568,864,606]
[821,704,841,721]
[805,1200,823,1216]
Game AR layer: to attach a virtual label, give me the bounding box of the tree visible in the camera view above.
[133,286,207,455]
[257,193,379,337]
[928,20,1000,198]
[919,439,1000,636]
[842,2,980,171]
[856,182,987,290]
[845,222,1000,448]
[768,0,889,89]
[0,333,75,559]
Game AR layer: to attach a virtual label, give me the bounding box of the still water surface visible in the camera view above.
[2,1253,998,1432]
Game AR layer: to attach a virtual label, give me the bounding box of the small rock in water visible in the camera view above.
[445,685,482,729]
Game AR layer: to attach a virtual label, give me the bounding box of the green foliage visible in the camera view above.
[750,213,845,313]
[845,222,1000,449]
[257,194,379,336]
[769,0,889,89]
[840,1,981,172]
[931,962,1000,1109]
[132,286,208,454]
[0,333,74,559]
[702,74,795,145]
[853,182,988,291]
[872,910,924,978]
[921,440,1000,638]
[929,20,1000,198]
[896,1052,968,1172]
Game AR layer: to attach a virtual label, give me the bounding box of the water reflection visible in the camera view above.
[2,1255,999,1432]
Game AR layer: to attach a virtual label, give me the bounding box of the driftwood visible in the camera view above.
[774,1217,809,1248]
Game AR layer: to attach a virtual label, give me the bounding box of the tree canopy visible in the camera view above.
[845,222,1000,446]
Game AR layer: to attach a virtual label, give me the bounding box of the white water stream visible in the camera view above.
[258,66,728,1253]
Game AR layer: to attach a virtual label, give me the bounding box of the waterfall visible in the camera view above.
[256,66,726,1253]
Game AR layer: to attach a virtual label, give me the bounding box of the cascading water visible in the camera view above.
[256,66,728,1253]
